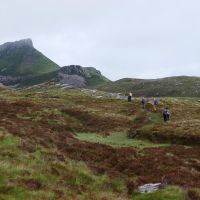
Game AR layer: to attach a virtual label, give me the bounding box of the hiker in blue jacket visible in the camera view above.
[163,107,170,122]
[153,98,159,112]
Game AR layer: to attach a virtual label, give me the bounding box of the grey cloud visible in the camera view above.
[0,0,200,80]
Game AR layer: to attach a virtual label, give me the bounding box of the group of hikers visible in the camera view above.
[127,92,170,122]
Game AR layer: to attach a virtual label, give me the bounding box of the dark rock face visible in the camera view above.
[59,65,103,78]
[0,75,35,86]
[0,75,22,86]
[58,73,86,87]
[58,65,87,87]
[59,65,87,77]
[57,65,108,87]
[0,39,33,54]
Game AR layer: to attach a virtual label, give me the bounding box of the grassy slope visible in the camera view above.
[18,71,59,88]
[0,46,59,77]
[0,132,125,200]
[85,67,111,87]
[96,76,200,97]
[0,86,200,199]
[132,97,200,145]
[0,130,184,200]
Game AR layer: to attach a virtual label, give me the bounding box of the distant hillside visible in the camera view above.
[96,76,200,97]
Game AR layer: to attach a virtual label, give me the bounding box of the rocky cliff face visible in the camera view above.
[59,65,87,77]
[0,39,33,54]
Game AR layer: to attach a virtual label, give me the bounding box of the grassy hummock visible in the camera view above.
[75,132,169,149]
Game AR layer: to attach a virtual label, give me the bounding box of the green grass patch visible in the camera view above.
[147,112,163,124]
[75,132,169,148]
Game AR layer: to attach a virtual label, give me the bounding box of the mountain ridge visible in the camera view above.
[96,76,200,97]
[0,39,33,52]
[0,39,109,87]
[1,39,200,97]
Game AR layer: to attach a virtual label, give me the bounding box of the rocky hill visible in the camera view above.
[57,65,110,88]
[0,39,109,88]
[96,76,200,97]
[1,38,200,97]
[0,39,59,86]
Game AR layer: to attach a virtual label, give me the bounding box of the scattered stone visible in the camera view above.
[96,96,103,99]
[138,183,163,193]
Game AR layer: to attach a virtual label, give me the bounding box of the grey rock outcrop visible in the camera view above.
[59,65,87,77]
[0,39,33,54]
[58,73,86,87]
[57,65,108,88]
[0,75,35,86]
[138,183,163,193]
[58,65,87,87]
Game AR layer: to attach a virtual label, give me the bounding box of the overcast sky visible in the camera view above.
[0,0,200,80]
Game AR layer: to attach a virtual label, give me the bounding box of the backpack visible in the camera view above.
[163,109,169,115]
[154,99,158,105]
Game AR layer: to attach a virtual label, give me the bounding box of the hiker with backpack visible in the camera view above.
[163,107,170,122]
[153,98,159,112]
[128,92,133,102]
[141,97,146,109]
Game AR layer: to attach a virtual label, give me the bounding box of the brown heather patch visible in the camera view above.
[136,120,200,145]
[61,108,133,134]
[0,93,200,196]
